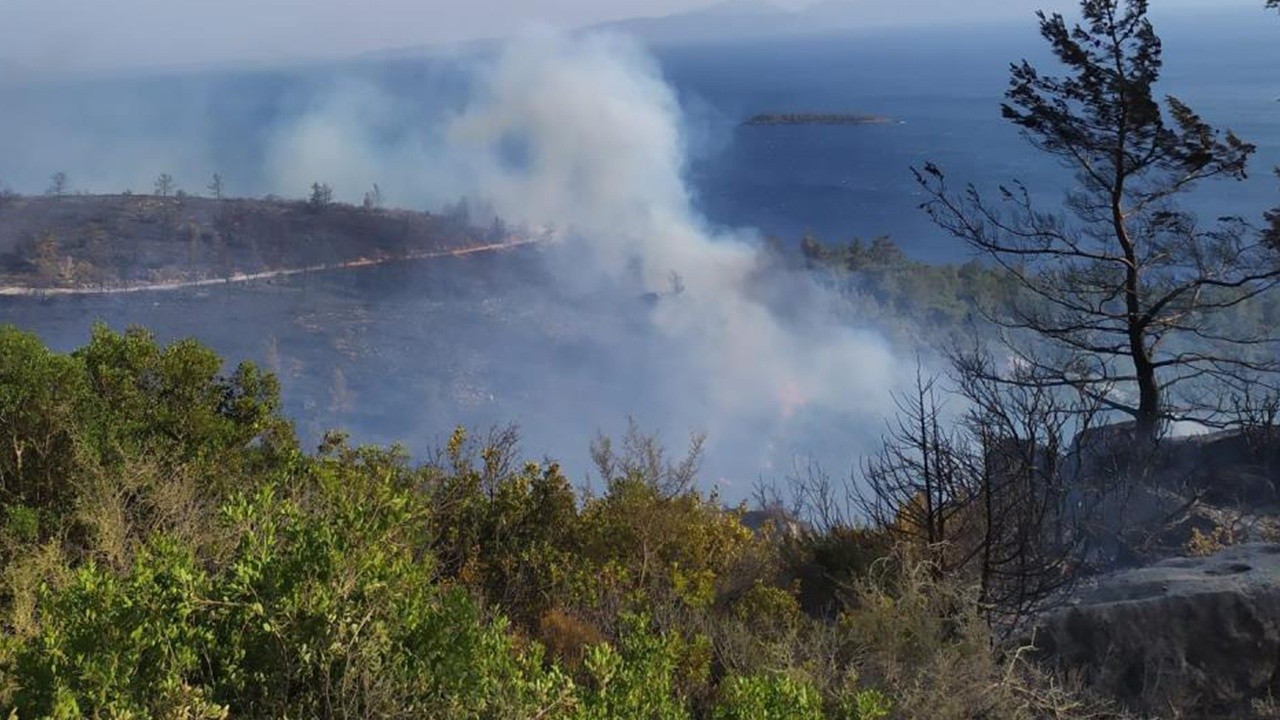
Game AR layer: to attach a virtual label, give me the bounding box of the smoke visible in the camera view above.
[263,77,442,208]
[0,76,224,194]
[0,32,911,490]
[424,32,904,481]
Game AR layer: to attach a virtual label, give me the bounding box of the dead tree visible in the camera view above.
[47,172,67,197]
[915,0,1280,444]
[307,183,334,213]
[856,369,974,564]
[855,357,1103,627]
[957,349,1110,624]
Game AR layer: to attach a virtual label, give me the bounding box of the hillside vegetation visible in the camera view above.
[0,325,1117,719]
[797,234,1280,353]
[0,0,1275,714]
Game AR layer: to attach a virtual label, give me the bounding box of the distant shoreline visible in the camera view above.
[743,113,896,126]
[0,239,540,298]
[0,192,540,297]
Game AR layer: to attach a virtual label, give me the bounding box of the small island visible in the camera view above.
[743,112,896,126]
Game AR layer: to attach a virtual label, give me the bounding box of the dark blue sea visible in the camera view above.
[666,8,1280,258]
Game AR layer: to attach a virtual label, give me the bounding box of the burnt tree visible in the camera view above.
[856,358,1103,626]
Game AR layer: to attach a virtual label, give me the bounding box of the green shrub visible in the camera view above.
[0,329,1133,719]
[572,617,689,720]
[3,505,40,546]
[712,674,825,720]
[5,470,570,719]
[10,539,221,718]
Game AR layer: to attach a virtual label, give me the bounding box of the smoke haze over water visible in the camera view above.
[440,32,902,419]
[0,32,911,490]
[413,32,906,485]
[3,12,1277,491]
[240,23,1279,487]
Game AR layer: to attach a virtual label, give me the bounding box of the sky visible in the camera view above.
[0,0,1259,76]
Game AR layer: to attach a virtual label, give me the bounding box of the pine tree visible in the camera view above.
[917,0,1279,442]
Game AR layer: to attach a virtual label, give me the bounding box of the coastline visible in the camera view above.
[0,238,541,298]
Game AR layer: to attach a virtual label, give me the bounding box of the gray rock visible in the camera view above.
[1035,543,1280,717]
[1072,424,1278,504]
[1152,430,1280,506]
[1062,424,1280,570]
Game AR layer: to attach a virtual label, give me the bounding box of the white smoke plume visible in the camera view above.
[430,32,905,476]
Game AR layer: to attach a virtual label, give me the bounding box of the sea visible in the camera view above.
[666,7,1280,258]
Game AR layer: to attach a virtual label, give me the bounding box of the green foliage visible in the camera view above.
[7,467,568,719]
[200,476,564,719]
[0,326,88,519]
[573,618,689,720]
[841,688,894,720]
[0,324,292,554]
[799,236,1018,342]
[577,423,758,618]
[713,674,824,720]
[3,505,40,546]
[0,329,1127,718]
[711,673,891,720]
[72,324,288,468]
[783,526,896,617]
[800,230,1280,357]
[11,539,220,718]
[578,472,754,612]
[421,426,584,626]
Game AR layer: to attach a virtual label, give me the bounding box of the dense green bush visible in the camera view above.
[713,674,825,720]
[0,324,290,547]
[7,472,568,719]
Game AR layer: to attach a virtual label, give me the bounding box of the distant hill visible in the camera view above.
[588,0,1040,45]
[589,0,800,44]
[803,0,901,27]
[354,0,1037,63]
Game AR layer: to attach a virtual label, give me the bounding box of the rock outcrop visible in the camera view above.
[1065,425,1280,569]
[1035,543,1280,717]
[1152,430,1280,506]
[1072,424,1279,506]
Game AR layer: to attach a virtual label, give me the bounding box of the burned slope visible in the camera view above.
[0,193,496,290]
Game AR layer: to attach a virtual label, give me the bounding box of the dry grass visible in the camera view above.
[538,609,606,671]
[839,548,1127,720]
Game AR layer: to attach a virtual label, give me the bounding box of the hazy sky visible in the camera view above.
[0,0,1258,76]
